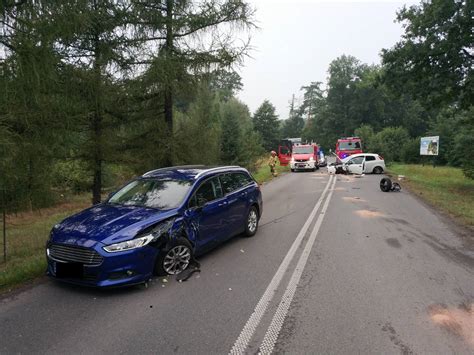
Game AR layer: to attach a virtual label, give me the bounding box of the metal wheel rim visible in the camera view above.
[248,210,258,233]
[163,245,191,275]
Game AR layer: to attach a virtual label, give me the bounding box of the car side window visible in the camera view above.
[365,155,375,161]
[234,173,253,188]
[220,173,252,194]
[189,177,223,208]
[350,157,364,164]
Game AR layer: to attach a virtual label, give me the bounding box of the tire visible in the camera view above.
[154,237,193,276]
[380,178,392,192]
[373,166,383,174]
[291,168,295,172]
[244,206,259,237]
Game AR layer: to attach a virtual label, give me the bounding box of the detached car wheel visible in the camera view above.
[244,206,259,237]
[155,238,193,276]
[380,178,392,192]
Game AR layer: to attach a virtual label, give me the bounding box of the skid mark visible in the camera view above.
[381,323,413,354]
[354,210,385,218]
[429,303,474,346]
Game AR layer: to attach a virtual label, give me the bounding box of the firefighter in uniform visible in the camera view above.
[268,150,278,177]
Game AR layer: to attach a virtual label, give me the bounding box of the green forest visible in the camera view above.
[0,0,472,214]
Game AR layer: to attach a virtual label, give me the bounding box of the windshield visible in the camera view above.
[293,146,314,154]
[338,141,361,150]
[108,179,192,209]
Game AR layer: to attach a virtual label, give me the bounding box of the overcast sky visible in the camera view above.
[237,0,419,119]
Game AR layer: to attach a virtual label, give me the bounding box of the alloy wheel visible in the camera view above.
[163,245,191,275]
[248,209,258,233]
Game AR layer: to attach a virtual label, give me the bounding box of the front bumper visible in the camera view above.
[290,161,316,170]
[46,242,159,287]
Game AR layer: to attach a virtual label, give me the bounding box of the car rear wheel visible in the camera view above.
[244,206,259,237]
[154,238,193,276]
[373,166,383,174]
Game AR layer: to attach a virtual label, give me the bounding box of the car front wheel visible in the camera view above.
[154,238,193,276]
[244,206,259,237]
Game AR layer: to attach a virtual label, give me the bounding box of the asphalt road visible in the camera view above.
[1,169,473,354]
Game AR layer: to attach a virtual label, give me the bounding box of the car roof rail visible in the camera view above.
[142,165,206,177]
[194,166,242,179]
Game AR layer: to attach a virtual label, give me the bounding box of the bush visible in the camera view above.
[370,126,410,163]
[401,137,422,164]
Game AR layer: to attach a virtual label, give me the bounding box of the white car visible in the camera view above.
[341,153,385,174]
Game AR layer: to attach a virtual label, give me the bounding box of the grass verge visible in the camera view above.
[0,195,90,293]
[388,164,474,227]
[251,157,290,184]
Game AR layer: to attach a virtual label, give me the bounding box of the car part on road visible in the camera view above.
[380,178,401,192]
[176,257,201,282]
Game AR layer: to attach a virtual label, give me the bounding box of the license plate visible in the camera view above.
[298,164,305,168]
[56,262,84,279]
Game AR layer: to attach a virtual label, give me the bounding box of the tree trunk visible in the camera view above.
[163,0,174,167]
[91,9,103,205]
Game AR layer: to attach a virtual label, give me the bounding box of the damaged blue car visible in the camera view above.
[46,166,263,287]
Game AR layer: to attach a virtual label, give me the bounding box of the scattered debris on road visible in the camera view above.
[380,178,401,192]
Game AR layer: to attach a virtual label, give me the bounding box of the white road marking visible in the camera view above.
[229,175,335,355]
[258,175,337,354]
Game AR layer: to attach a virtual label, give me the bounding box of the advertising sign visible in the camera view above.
[420,136,439,156]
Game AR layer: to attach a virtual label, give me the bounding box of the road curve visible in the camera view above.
[0,170,472,354]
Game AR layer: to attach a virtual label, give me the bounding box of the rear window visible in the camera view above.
[338,141,361,150]
[365,155,375,161]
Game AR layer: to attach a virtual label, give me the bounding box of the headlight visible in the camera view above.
[103,219,174,253]
[103,235,154,253]
[290,157,295,162]
[309,156,314,161]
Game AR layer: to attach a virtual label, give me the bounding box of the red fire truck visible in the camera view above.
[335,137,362,159]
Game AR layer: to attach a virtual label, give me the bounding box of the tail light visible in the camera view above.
[378,155,384,160]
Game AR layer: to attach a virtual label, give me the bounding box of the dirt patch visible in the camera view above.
[428,303,474,347]
[354,210,385,218]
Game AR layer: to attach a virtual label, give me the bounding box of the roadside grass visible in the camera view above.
[251,157,290,184]
[388,164,474,227]
[0,195,90,292]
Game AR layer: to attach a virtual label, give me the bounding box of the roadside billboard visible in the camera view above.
[420,136,439,156]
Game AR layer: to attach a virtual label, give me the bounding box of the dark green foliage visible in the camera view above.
[400,138,422,164]
[354,125,375,152]
[252,100,280,151]
[0,0,260,213]
[369,127,410,163]
[382,0,473,110]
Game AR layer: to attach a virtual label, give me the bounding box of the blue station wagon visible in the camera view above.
[46,166,263,287]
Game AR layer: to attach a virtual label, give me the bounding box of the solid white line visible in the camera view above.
[229,175,335,355]
[258,175,337,354]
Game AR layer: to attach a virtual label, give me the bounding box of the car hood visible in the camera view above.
[52,204,177,246]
